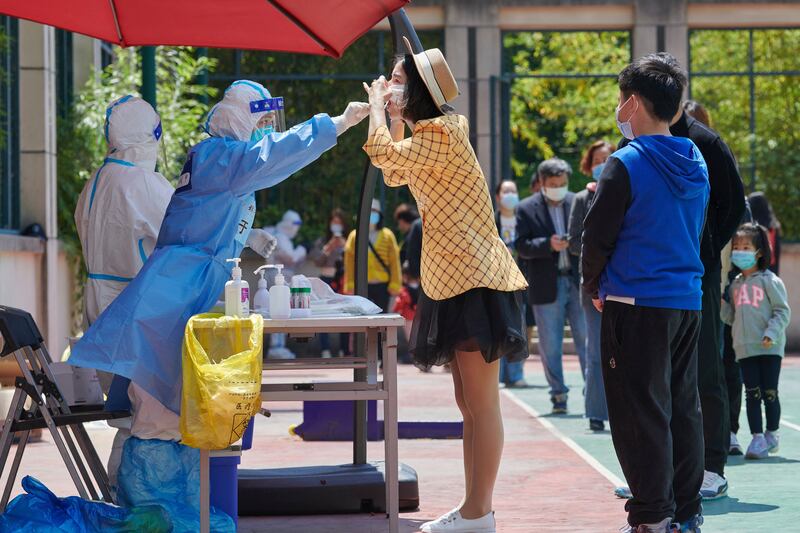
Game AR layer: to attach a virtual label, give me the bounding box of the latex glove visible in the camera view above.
[246,228,277,259]
[364,75,390,108]
[332,102,370,136]
[293,245,308,263]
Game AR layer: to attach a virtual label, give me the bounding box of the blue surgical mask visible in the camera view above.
[592,163,606,181]
[250,125,274,142]
[500,193,519,210]
[731,250,758,270]
[369,212,380,226]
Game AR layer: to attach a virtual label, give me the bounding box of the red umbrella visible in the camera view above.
[0,0,410,57]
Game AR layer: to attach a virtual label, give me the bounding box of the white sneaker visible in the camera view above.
[700,470,728,500]
[729,432,743,456]
[267,347,296,359]
[321,349,332,359]
[745,434,769,460]
[420,510,496,533]
[765,430,780,453]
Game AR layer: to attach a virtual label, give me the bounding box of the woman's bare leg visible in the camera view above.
[456,351,503,519]
[450,357,473,502]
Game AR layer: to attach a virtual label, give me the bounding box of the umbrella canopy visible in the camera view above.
[0,0,410,57]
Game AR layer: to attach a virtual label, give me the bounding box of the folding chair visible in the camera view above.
[0,305,129,510]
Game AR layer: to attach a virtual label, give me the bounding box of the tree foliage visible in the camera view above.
[504,28,800,240]
[503,31,630,194]
[690,29,800,239]
[57,47,217,330]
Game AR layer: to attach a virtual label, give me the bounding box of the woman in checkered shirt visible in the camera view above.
[363,39,528,533]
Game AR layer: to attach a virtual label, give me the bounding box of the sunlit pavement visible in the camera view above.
[4,355,797,531]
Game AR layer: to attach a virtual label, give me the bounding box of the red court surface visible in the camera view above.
[0,357,624,532]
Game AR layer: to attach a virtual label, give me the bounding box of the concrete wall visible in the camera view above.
[0,21,73,359]
[776,244,800,351]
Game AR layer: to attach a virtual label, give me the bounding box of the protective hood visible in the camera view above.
[630,135,708,200]
[204,80,271,141]
[277,210,302,238]
[104,95,162,170]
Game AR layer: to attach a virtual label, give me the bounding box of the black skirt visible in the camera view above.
[409,287,529,370]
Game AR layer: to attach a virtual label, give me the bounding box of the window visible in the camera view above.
[496,30,631,193]
[0,16,19,231]
[56,29,73,119]
[689,28,800,238]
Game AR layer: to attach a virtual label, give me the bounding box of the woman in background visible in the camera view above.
[310,208,350,356]
[568,139,614,432]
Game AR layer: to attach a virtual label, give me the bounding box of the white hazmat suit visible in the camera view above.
[74,95,177,497]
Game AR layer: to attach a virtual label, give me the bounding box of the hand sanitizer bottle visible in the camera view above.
[268,264,291,319]
[225,258,250,317]
[253,266,270,314]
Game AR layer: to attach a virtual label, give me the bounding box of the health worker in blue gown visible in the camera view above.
[70,80,369,414]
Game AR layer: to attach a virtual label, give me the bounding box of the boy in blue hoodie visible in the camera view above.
[582,54,709,533]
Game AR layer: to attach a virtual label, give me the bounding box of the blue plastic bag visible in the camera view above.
[0,476,171,532]
[117,437,235,533]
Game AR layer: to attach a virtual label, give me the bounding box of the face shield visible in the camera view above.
[250,96,286,141]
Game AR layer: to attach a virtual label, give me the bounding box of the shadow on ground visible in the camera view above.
[704,498,779,516]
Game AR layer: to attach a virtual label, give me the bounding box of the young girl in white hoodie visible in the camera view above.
[721,223,791,459]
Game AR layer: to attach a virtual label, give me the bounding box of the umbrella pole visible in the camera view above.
[352,7,422,466]
[140,46,157,108]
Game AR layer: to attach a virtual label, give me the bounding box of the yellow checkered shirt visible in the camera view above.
[363,114,527,301]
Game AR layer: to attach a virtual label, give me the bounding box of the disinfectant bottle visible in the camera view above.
[268,264,291,319]
[225,258,250,317]
[253,266,270,314]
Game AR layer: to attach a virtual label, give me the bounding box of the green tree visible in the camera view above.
[690,29,800,239]
[57,46,217,330]
[503,31,630,195]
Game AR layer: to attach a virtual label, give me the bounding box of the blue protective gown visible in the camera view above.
[70,114,337,413]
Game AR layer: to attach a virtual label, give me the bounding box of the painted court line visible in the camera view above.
[781,419,800,432]
[502,389,624,487]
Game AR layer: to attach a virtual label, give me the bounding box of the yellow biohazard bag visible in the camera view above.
[180,313,263,449]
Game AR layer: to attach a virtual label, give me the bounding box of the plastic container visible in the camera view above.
[269,265,291,319]
[210,454,242,526]
[224,258,250,317]
[252,268,269,313]
[241,416,255,450]
[290,275,312,318]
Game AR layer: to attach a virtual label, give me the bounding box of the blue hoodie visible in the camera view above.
[599,135,709,310]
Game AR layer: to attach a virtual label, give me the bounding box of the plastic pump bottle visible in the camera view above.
[225,258,250,317]
[253,266,270,314]
[267,264,291,319]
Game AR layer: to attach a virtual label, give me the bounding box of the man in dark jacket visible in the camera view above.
[671,108,744,499]
[516,158,585,414]
[619,94,745,499]
[584,53,707,533]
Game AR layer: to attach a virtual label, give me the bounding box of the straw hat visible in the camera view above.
[402,36,459,110]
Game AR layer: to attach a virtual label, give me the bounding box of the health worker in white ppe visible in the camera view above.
[70,81,369,420]
[267,209,306,359]
[73,95,175,496]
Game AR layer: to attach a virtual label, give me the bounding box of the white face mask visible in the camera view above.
[390,85,405,106]
[543,186,568,203]
[330,223,343,236]
[615,96,638,140]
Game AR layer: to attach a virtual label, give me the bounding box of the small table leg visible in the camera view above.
[200,448,210,533]
[383,326,399,533]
